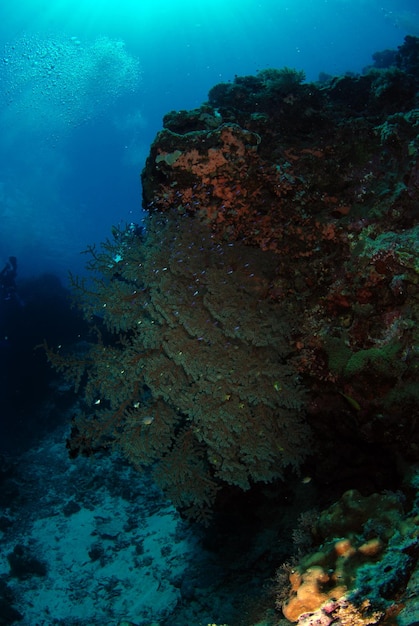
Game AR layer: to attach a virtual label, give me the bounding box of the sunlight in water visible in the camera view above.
[11,0,256,34]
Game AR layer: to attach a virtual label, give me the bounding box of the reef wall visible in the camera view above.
[141,42,419,488]
[46,36,419,622]
[48,37,419,516]
[43,37,419,624]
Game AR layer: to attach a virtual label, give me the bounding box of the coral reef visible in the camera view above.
[46,36,419,619]
[47,37,419,516]
[48,215,310,523]
[279,477,419,624]
[142,35,419,485]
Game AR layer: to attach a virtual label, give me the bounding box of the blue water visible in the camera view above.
[0,3,418,623]
[0,0,417,281]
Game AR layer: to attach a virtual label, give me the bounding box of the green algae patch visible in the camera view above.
[323,335,353,375]
[344,342,402,377]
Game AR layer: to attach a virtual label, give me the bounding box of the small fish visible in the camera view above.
[141,416,154,426]
[340,392,361,412]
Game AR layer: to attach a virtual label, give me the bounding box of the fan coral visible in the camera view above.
[48,213,310,522]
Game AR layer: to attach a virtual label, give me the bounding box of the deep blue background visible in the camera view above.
[0,0,417,281]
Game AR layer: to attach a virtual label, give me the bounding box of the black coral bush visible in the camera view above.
[48,212,310,522]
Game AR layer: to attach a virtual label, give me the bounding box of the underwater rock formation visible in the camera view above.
[142,38,419,483]
[280,483,419,624]
[46,35,419,622]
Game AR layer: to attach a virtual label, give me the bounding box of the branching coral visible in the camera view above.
[47,212,310,522]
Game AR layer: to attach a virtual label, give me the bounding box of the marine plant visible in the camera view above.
[46,212,310,523]
[257,67,306,90]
